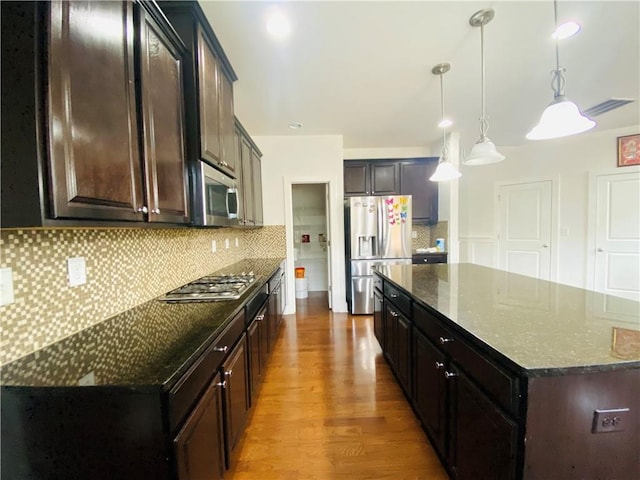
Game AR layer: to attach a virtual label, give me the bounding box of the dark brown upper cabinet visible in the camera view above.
[159,1,238,179]
[343,158,439,224]
[0,1,189,227]
[235,118,264,227]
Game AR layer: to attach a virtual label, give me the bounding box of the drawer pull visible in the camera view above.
[444,371,458,379]
[256,314,265,321]
[390,293,399,298]
[390,310,399,317]
[214,345,228,353]
[435,361,444,369]
[423,258,429,263]
[225,369,233,378]
[439,336,454,344]
[216,380,227,389]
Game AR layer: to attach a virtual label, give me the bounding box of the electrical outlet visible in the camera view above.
[0,268,15,306]
[411,230,418,239]
[235,237,239,248]
[211,240,217,253]
[592,408,629,433]
[224,238,230,249]
[67,257,87,287]
[78,371,95,386]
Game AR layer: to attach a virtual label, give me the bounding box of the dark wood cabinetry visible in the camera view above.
[412,253,448,264]
[1,1,189,227]
[247,304,268,403]
[384,298,412,397]
[343,158,439,224]
[373,287,384,346]
[161,1,238,179]
[235,119,263,227]
[221,335,249,468]
[174,373,225,480]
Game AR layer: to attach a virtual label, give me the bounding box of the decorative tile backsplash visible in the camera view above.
[0,226,285,365]
[410,222,448,251]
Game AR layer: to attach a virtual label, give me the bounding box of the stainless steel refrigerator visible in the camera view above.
[345,195,412,314]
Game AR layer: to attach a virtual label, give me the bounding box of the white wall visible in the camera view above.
[254,135,347,313]
[459,125,640,288]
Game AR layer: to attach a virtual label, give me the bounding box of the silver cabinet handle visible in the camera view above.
[390,294,399,298]
[435,361,444,369]
[214,345,228,353]
[216,380,227,389]
[444,371,458,379]
[136,206,148,213]
[439,337,454,344]
[225,369,233,378]
[390,311,399,317]
[151,208,160,214]
[256,314,265,321]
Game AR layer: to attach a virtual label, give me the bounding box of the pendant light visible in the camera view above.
[430,63,461,182]
[526,0,595,140]
[464,8,505,166]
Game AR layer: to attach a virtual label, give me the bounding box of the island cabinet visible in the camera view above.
[343,158,439,224]
[159,1,239,180]
[1,0,190,227]
[375,264,640,480]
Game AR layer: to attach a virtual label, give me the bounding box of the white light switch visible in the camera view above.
[235,237,239,248]
[67,257,87,287]
[224,238,230,250]
[78,371,95,386]
[0,268,15,306]
[211,240,217,253]
[411,230,418,239]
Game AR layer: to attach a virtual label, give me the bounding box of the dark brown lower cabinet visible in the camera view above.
[174,373,225,480]
[247,304,268,404]
[373,288,384,347]
[221,334,249,468]
[413,330,447,458]
[384,300,412,396]
[450,369,517,480]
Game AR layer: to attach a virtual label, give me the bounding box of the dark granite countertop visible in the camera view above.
[1,258,284,388]
[375,263,640,375]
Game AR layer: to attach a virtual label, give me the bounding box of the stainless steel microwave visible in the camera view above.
[192,161,239,227]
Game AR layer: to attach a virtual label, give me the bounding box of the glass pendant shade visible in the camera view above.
[464,136,505,165]
[430,159,462,182]
[526,96,596,140]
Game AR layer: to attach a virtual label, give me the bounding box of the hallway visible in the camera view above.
[227,292,449,479]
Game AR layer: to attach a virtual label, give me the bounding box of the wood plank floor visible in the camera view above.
[227,292,449,480]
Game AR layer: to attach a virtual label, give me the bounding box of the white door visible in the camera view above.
[324,184,333,309]
[594,172,640,301]
[498,181,552,280]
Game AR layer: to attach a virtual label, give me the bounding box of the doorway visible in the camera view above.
[291,183,332,308]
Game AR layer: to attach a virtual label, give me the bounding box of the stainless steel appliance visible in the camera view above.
[345,195,412,314]
[191,161,239,227]
[159,273,256,302]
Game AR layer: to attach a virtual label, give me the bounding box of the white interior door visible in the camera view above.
[594,172,640,301]
[498,181,552,280]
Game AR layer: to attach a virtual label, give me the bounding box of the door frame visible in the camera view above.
[494,176,559,282]
[283,175,346,314]
[585,166,640,292]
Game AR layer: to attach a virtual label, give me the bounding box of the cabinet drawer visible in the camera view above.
[169,309,245,431]
[413,304,518,416]
[384,283,411,318]
[412,254,447,264]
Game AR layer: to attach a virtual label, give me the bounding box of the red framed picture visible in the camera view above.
[617,134,640,167]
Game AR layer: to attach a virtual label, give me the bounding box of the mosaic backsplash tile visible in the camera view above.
[0,226,285,365]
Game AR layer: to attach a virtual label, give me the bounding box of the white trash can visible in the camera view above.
[295,277,308,299]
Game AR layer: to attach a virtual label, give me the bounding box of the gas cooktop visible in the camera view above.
[158,273,257,303]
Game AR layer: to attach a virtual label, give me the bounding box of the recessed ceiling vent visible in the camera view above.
[583,98,635,117]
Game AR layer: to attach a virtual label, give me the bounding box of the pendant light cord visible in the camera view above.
[440,73,449,160]
[479,22,489,139]
[552,0,566,99]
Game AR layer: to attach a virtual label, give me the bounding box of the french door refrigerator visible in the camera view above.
[345,195,412,314]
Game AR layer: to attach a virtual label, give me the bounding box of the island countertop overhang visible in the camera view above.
[374,263,640,376]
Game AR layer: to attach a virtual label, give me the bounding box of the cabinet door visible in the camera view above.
[399,159,439,224]
[247,317,260,405]
[396,313,412,396]
[344,162,370,196]
[197,28,221,165]
[383,301,396,366]
[174,373,225,480]
[371,163,398,195]
[413,330,447,458]
[240,137,254,225]
[139,6,189,224]
[221,335,249,467]
[47,0,144,221]
[252,150,264,226]
[234,128,246,223]
[219,73,237,176]
[450,370,517,480]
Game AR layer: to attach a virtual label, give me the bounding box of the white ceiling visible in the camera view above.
[199,1,640,150]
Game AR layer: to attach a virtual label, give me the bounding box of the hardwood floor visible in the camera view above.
[227,292,449,480]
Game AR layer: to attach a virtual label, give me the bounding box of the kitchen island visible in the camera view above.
[1,258,285,480]
[374,263,639,480]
